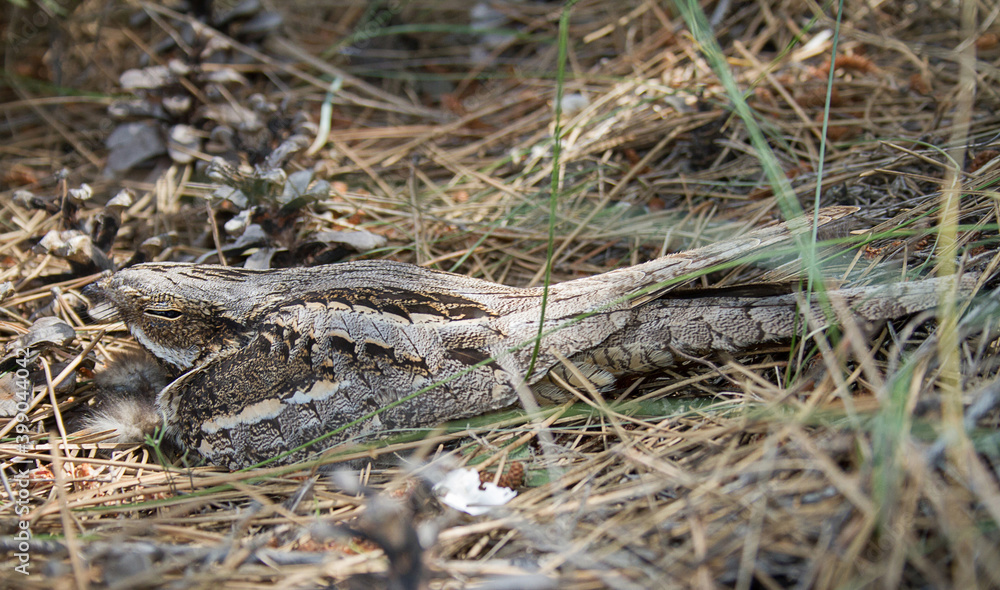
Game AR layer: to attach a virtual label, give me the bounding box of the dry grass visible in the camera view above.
[2,0,1000,588]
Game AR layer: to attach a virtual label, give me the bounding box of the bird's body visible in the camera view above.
[84,207,973,469]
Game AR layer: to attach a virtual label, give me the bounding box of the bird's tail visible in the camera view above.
[534,274,978,402]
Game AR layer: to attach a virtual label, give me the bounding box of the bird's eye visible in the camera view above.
[144,308,183,320]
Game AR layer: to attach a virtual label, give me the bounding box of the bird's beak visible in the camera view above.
[82,276,120,321]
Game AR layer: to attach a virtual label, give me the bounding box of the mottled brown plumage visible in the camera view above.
[84,207,973,469]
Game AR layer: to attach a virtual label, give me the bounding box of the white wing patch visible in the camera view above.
[288,379,350,405]
[200,381,351,436]
[201,397,285,435]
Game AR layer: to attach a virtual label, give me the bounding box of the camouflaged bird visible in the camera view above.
[83,207,975,469]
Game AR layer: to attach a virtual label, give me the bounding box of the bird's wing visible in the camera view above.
[156,288,519,470]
